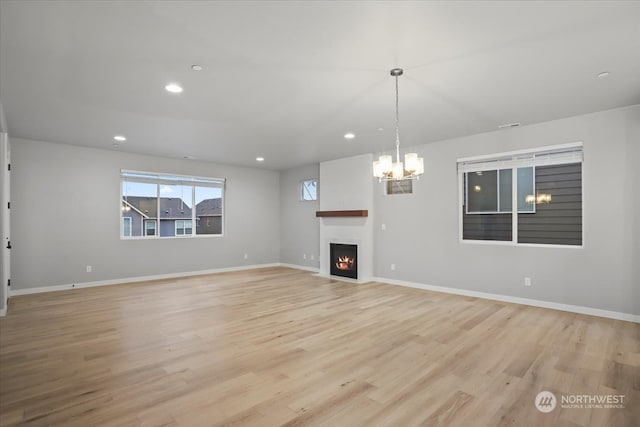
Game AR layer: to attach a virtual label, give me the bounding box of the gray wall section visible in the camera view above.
[374,105,640,315]
[0,134,5,313]
[279,163,319,269]
[10,138,280,289]
[625,106,640,317]
[8,105,640,316]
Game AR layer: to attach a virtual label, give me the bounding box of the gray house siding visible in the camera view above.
[160,220,175,237]
[196,216,222,235]
[462,213,512,241]
[123,209,144,237]
[518,163,582,245]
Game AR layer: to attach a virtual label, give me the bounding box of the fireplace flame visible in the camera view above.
[335,256,355,271]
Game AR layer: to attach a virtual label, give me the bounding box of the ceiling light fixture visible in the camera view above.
[373,68,423,182]
[256,157,265,162]
[344,132,355,140]
[165,83,183,93]
[597,71,610,78]
[113,135,126,142]
[191,65,203,71]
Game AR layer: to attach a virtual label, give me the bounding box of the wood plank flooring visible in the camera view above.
[0,267,638,426]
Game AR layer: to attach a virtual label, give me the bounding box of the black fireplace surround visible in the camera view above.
[330,243,358,280]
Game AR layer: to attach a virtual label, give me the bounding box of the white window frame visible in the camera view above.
[121,170,225,239]
[300,179,318,201]
[464,168,536,214]
[175,219,193,236]
[122,217,132,237]
[144,220,157,236]
[457,142,584,248]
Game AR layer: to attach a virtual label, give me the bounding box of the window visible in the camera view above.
[144,220,156,236]
[301,179,318,201]
[175,220,193,236]
[465,168,534,213]
[122,217,132,237]
[458,143,583,246]
[386,179,413,195]
[121,170,225,238]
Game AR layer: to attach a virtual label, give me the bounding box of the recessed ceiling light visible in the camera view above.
[256,157,265,162]
[191,65,203,71]
[113,135,126,142]
[165,83,183,93]
[597,71,610,78]
[378,127,384,132]
[344,132,355,140]
[498,122,520,129]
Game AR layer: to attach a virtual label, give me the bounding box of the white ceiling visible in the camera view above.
[1,1,639,170]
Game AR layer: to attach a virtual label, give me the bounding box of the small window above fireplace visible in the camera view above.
[386,179,413,195]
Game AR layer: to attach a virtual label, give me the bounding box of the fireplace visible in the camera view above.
[330,243,358,279]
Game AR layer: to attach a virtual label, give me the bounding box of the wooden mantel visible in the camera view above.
[315,210,368,218]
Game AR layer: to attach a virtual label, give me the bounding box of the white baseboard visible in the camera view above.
[279,263,320,273]
[372,276,640,323]
[7,265,637,323]
[8,263,281,297]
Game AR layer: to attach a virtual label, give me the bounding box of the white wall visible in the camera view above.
[10,138,281,290]
[318,154,374,282]
[279,163,319,269]
[374,105,640,316]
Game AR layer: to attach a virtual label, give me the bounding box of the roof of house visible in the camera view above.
[196,198,222,216]
[124,197,192,220]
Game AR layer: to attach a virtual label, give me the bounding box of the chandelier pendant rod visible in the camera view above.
[395,73,401,165]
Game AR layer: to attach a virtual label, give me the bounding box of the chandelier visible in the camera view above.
[373,68,424,182]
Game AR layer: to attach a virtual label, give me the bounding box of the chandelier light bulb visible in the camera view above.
[392,162,404,179]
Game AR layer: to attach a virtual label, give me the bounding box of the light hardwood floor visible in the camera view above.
[0,267,638,426]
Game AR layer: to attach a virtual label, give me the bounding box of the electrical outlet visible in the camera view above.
[86,265,92,273]
[244,253,248,260]
[390,263,396,271]
[310,255,314,260]
[524,277,532,286]
[303,254,307,260]
[381,223,386,231]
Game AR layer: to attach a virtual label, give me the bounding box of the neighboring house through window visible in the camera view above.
[457,143,583,246]
[386,179,413,195]
[121,170,225,238]
[301,179,318,201]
